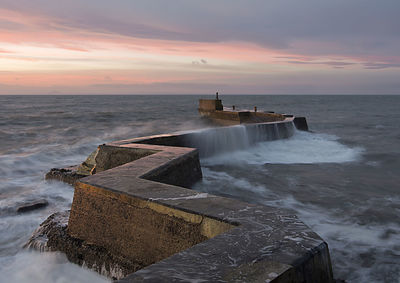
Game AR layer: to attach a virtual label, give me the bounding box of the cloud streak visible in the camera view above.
[3,0,399,54]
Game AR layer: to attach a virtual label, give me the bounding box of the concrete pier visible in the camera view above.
[31,118,333,282]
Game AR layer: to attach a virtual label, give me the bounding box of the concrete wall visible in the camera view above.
[68,182,233,269]
[198,99,223,111]
[141,149,202,188]
[293,117,309,131]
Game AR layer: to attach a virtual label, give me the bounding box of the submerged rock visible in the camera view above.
[45,165,85,185]
[16,199,48,213]
[25,211,143,280]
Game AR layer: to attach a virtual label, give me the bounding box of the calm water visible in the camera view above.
[0,95,399,282]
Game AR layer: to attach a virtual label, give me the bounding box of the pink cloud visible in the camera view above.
[2,6,397,68]
[1,6,399,94]
[0,7,293,64]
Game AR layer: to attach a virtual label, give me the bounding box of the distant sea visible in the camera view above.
[0,95,399,283]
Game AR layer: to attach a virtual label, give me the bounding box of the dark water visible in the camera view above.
[0,95,399,282]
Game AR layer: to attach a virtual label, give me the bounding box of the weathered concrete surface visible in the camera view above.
[68,182,233,275]
[115,195,333,283]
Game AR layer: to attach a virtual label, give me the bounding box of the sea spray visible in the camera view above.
[0,252,110,283]
[184,121,295,157]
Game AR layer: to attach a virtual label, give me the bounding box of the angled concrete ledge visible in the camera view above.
[40,119,333,282]
[110,118,296,158]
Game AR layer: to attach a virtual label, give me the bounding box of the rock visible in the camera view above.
[17,199,48,213]
[24,210,69,252]
[45,148,99,186]
[76,148,99,175]
[45,165,85,185]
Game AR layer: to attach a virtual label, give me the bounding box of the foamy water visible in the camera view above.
[0,131,116,283]
[0,252,109,283]
[203,130,364,165]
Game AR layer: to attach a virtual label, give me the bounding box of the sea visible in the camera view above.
[0,95,399,283]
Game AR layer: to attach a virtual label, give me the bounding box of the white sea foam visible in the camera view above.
[0,251,110,283]
[202,130,364,165]
[199,168,271,195]
[150,193,209,201]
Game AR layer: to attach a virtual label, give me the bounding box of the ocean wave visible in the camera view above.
[202,130,364,165]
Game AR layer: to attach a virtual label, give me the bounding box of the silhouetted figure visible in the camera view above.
[216,92,219,100]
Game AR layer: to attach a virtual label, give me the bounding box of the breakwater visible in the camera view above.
[27,117,334,282]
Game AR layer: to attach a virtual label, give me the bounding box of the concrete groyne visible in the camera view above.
[29,117,334,282]
[198,98,287,126]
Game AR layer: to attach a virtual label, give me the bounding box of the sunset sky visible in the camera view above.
[0,0,399,94]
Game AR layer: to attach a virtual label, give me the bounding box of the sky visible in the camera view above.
[0,0,399,95]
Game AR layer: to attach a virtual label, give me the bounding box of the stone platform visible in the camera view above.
[30,118,333,282]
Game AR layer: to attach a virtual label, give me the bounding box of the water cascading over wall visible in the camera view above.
[183,121,296,157]
[122,120,296,158]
